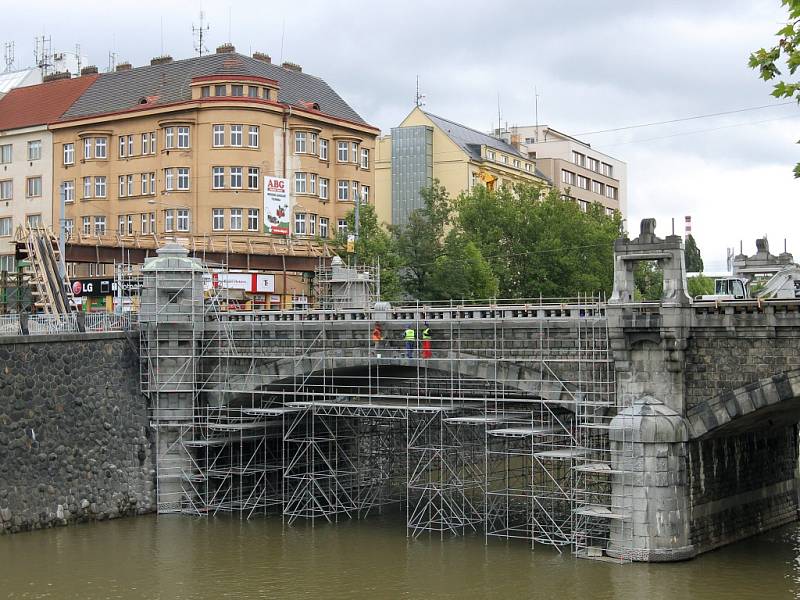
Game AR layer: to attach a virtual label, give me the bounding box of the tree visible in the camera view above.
[634,261,663,301]
[428,232,498,300]
[684,234,704,272]
[334,203,402,301]
[688,274,715,298]
[749,0,800,178]
[457,183,622,299]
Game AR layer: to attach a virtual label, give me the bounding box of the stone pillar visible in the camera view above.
[608,396,696,562]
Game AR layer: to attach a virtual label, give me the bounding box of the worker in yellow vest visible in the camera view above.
[403,325,415,358]
[422,323,432,359]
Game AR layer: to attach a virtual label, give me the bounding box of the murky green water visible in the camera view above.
[2,511,799,599]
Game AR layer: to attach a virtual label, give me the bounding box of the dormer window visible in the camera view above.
[215,84,226,96]
[201,86,210,98]
[231,84,243,97]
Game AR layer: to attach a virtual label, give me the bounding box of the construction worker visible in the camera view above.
[371,322,383,356]
[403,324,415,358]
[421,323,432,359]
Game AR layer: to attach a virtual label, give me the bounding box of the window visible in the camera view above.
[308,213,316,236]
[0,180,12,201]
[95,176,107,198]
[165,210,174,232]
[295,131,307,153]
[27,214,42,228]
[177,127,190,149]
[95,137,107,159]
[525,163,532,172]
[601,163,614,177]
[63,219,73,237]
[0,255,14,271]
[230,124,243,147]
[576,175,589,190]
[0,217,11,236]
[149,212,155,233]
[118,215,125,235]
[119,136,126,157]
[587,157,599,172]
[150,173,156,194]
[262,88,270,100]
[177,209,189,232]
[150,132,156,154]
[487,150,495,160]
[164,127,174,149]
[213,166,225,189]
[561,170,575,185]
[606,207,615,217]
[201,86,210,98]
[27,140,41,161]
[212,208,225,230]
[213,124,225,147]
[127,214,134,235]
[127,174,134,197]
[572,151,585,167]
[319,217,329,239]
[177,167,190,190]
[63,143,74,165]
[62,180,74,203]
[83,176,92,198]
[230,208,243,230]
[319,177,329,200]
[94,216,106,235]
[361,148,369,169]
[215,84,226,96]
[141,133,149,155]
[247,208,259,231]
[578,199,589,212]
[83,138,92,160]
[351,181,360,201]
[248,126,259,148]
[164,168,174,191]
[320,138,328,160]
[119,175,126,198]
[309,173,317,195]
[310,133,317,155]
[513,159,520,168]
[247,86,259,98]
[337,180,349,201]
[248,167,259,190]
[26,177,42,198]
[0,144,10,163]
[127,135,134,156]
[337,141,348,162]
[337,219,347,234]
[500,155,508,164]
[294,212,306,235]
[141,213,148,234]
[294,172,307,194]
[361,185,370,204]
[141,173,149,196]
[351,142,359,162]
[231,84,243,97]
[606,186,617,200]
[230,167,243,189]
[82,216,91,235]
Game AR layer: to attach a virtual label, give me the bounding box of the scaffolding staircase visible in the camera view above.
[15,226,74,314]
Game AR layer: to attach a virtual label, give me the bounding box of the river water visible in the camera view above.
[1,511,799,599]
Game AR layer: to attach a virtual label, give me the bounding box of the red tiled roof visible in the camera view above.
[0,74,98,132]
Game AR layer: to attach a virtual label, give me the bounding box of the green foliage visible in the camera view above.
[456,183,622,299]
[634,261,663,301]
[687,274,715,298]
[684,234,704,272]
[749,0,800,177]
[428,232,499,300]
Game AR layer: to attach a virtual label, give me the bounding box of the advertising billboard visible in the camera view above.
[211,272,276,293]
[264,177,290,235]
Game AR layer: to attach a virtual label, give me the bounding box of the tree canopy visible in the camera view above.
[684,234,704,272]
[749,0,800,178]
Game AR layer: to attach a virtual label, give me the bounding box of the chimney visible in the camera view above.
[43,71,71,82]
[115,62,132,72]
[150,55,173,66]
[80,65,99,76]
[216,43,236,54]
[252,51,271,64]
[281,61,302,72]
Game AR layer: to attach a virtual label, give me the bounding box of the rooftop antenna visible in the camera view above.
[74,43,81,75]
[415,75,426,107]
[534,85,539,141]
[192,10,210,56]
[279,17,285,64]
[3,42,14,72]
[34,35,52,76]
[497,93,502,137]
[107,51,117,73]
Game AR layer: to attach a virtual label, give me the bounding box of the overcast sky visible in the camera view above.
[5,0,798,271]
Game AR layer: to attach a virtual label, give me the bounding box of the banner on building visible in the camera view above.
[264,177,290,236]
[211,272,276,293]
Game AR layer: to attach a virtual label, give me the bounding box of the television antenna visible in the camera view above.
[3,42,14,72]
[193,11,210,56]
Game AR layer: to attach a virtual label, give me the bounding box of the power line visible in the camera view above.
[575,102,796,136]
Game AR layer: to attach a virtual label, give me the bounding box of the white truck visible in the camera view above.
[695,265,800,301]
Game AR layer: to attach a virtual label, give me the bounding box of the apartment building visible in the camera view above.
[0,74,98,271]
[44,47,377,277]
[375,107,550,226]
[509,125,627,217]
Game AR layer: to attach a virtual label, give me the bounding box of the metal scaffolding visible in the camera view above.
[139,280,635,560]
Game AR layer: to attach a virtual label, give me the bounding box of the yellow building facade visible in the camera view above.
[375,107,550,226]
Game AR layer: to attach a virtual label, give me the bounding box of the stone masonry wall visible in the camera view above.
[687,424,798,553]
[0,332,154,534]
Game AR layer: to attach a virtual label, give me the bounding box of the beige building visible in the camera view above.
[375,107,550,226]
[47,47,378,279]
[505,125,627,218]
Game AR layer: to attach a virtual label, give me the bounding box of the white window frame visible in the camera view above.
[0,179,11,201]
[164,127,175,149]
[294,212,306,235]
[150,132,156,154]
[230,167,243,189]
[83,138,92,160]
[294,172,307,194]
[319,177,329,200]
[94,216,106,236]
[63,143,74,165]
[95,176,107,198]
[165,209,174,232]
[62,180,74,203]
[95,137,107,159]
[337,180,349,201]
[337,219,347,234]
[27,140,42,161]
[230,124,243,147]
[319,217,329,239]
[212,166,225,189]
[83,176,92,199]
[295,131,307,154]
[230,208,243,231]
[142,133,150,155]
[309,173,317,195]
[0,217,12,236]
[177,168,190,191]
[127,174,134,197]
[247,208,259,231]
[26,176,42,198]
[337,141,348,162]
[351,142,359,163]
[141,173,149,195]
[177,209,189,232]
[362,185,370,204]
[248,126,259,148]
[213,124,225,147]
[360,148,369,169]
[119,175,126,198]
[177,127,190,149]
[212,208,225,231]
[82,216,91,235]
[320,139,328,160]
[248,167,259,190]
[164,168,174,191]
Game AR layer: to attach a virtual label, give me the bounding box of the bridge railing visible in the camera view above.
[0,312,135,337]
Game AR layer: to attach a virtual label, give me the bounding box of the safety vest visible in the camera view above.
[422,328,431,340]
[404,328,415,341]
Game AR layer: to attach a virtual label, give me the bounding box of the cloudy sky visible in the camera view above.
[6,0,798,271]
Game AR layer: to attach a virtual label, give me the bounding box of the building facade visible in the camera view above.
[375,107,550,226]
[509,125,627,217]
[46,48,377,281]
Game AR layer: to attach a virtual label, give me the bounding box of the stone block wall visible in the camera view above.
[687,425,799,553]
[0,332,154,534]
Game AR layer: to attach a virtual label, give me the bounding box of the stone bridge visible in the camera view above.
[139,221,800,562]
